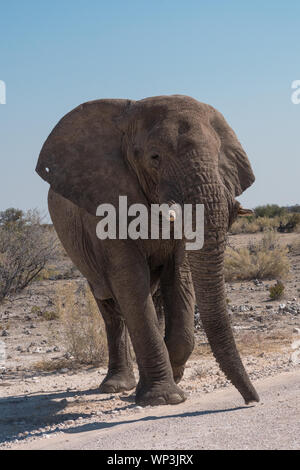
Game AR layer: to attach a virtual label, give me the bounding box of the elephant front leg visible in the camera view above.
[161,255,195,384]
[109,253,186,406]
[94,297,136,393]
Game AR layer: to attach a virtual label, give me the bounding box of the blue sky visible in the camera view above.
[0,0,299,214]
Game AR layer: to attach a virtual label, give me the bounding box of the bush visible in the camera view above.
[230,213,300,234]
[55,282,108,366]
[0,209,58,301]
[225,233,290,281]
[254,204,287,218]
[0,208,25,229]
[230,216,280,234]
[269,281,285,300]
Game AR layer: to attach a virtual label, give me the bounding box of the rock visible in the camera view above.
[290,351,300,365]
[1,330,9,337]
[64,420,75,426]
[33,347,43,354]
[293,328,300,334]
[291,339,300,350]
[239,305,249,312]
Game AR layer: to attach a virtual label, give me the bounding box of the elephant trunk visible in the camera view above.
[184,175,259,404]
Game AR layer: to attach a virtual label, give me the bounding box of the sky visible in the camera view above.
[0,0,299,215]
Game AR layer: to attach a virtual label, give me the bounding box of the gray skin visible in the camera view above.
[36,95,259,406]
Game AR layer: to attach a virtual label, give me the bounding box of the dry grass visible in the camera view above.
[225,232,290,281]
[190,364,211,380]
[289,237,300,255]
[230,213,300,235]
[33,358,74,372]
[236,330,292,355]
[192,329,290,361]
[230,216,280,234]
[192,340,213,357]
[55,281,108,366]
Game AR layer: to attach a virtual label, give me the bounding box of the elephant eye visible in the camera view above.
[150,154,160,169]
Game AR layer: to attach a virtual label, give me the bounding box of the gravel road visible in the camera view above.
[10,369,300,450]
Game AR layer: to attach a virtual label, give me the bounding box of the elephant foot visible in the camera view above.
[135,381,186,406]
[172,365,185,384]
[99,369,136,393]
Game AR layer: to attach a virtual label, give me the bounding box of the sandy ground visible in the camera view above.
[0,232,300,449]
[7,369,300,450]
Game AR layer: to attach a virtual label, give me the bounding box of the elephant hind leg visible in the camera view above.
[92,294,136,393]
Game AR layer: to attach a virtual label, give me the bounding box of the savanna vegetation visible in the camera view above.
[230,204,300,234]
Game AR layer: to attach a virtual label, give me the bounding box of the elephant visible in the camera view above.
[36,94,259,406]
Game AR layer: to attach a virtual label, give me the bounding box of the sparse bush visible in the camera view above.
[0,209,58,301]
[230,218,260,234]
[42,310,59,321]
[230,216,284,234]
[225,233,290,281]
[269,281,285,300]
[55,282,108,366]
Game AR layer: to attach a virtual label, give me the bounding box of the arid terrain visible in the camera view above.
[0,231,300,450]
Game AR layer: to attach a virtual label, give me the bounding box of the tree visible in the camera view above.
[0,208,58,301]
[0,208,25,229]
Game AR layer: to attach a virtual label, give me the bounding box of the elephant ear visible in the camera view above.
[210,109,255,197]
[36,99,143,215]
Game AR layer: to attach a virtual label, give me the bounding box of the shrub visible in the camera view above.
[289,238,300,255]
[254,204,287,218]
[0,209,58,301]
[225,233,290,281]
[230,216,283,234]
[269,281,285,300]
[0,208,25,229]
[287,213,300,230]
[42,310,59,321]
[55,282,108,366]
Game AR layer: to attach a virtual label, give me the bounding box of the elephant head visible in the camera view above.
[36,95,258,403]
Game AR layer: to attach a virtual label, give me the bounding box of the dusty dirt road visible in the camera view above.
[9,369,300,450]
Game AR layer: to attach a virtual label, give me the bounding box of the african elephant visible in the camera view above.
[36,95,259,406]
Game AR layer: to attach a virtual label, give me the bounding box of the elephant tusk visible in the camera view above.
[238,207,254,217]
[169,210,177,222]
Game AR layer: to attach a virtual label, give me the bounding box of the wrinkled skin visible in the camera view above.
[36,95,259,406]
